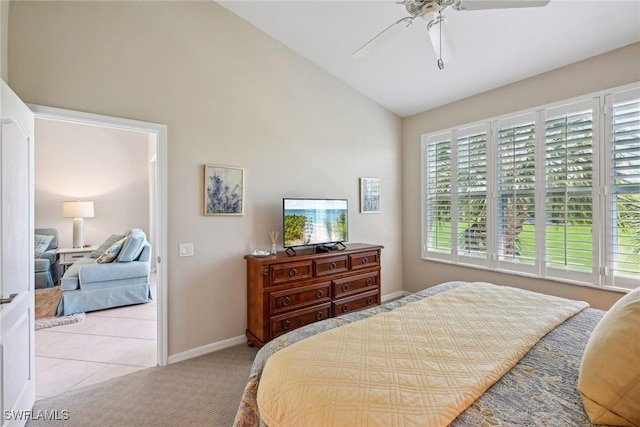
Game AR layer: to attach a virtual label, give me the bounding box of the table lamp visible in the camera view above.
[63,201,95,248]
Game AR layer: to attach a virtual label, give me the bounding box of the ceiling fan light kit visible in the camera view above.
[352,0,550,69]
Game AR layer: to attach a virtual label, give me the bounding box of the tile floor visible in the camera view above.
[35,283,158,400]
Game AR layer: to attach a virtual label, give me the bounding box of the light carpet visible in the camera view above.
[34,286,84,330]
[28,344,259,426]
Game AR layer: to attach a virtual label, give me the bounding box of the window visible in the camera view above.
[605,88,640,289]
[495,113,537,275]
[543,100,598,284]
[421,85,640,290]
[422,124,490,267]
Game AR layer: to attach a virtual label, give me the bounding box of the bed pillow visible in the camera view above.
[91,234,126,258]
[35,234,54,257]
[96,238,126,264]
[577,287,640,426]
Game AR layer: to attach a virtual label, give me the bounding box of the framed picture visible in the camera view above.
[360,177,381,213]
[204,164,244,215]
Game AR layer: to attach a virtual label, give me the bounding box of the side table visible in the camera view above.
[58,247,93,276]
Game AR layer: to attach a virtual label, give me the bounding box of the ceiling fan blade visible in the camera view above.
[352,16,415,59]
[453,0,550,11]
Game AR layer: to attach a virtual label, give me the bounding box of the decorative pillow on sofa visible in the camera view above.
[577,287,640,426]
[35,234,54,257]
[116,228,147,262]
[91,234,126,258]
[96,238,126,264]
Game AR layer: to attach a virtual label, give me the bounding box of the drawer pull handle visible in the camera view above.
[316,311,323,321]
[361,257,368,265]
[283,320,291,330]
[282,296,291,306]
[288,268,297,277]
[367,297,373,305]
[315,290,324,299]
[329,262,337,270]
[365,278,373,286]
[341,284,349,292]
[341,304,349,313]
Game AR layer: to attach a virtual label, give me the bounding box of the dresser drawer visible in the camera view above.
[270,282,331,314]
[349,251,379,271]
[315,255,348,277]
[332,272,378,298]
[333,289,379,317]
[271,303,331,338]
[270,261,313,286]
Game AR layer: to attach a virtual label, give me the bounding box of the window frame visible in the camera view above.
[421,83,640,291]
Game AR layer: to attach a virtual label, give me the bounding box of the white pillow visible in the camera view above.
[577,287,640,426]
[96,238,126,264]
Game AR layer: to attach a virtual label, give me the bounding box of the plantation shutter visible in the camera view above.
[605,88,640,289]
[495,113,537,274]
[423,132,453,260]
[456,124,490,266]
[543,99,598,283]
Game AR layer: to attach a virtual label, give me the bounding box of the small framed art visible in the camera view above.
[204,164,244,215]
[360,177,381,213]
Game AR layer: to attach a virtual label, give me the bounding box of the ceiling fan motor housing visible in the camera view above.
[405,0,441,17]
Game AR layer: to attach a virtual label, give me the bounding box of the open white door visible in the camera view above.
[0,80,35,426]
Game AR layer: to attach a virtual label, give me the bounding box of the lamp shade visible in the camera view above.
[63,201,95,219]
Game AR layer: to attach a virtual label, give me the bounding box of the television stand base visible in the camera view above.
[313,242,346,253]
[285,247,297,256]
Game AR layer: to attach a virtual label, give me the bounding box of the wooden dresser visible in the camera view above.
[245,243,383,348]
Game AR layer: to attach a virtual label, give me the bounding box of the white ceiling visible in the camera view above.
[218,1,640,118]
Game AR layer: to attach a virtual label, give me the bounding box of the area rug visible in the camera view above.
[34,286,85,330]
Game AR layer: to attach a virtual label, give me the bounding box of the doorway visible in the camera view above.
[29,105,168,397]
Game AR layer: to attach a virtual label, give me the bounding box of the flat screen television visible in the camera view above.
[283,198,348,249]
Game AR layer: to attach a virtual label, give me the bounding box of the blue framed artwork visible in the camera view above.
[204,164,244,215]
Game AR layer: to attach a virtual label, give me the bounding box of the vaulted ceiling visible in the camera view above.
[218,1,640,117]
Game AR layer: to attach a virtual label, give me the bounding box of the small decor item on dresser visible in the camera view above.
[204,164,244,215]
[251,249,271,258]
[360,177,381,213]
[269,231,279,256]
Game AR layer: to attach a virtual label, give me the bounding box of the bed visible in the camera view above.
[233,281,636,426]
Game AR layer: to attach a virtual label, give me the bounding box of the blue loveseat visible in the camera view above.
[56,228,152,316]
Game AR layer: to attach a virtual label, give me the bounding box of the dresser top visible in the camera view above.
[244,243,383,264]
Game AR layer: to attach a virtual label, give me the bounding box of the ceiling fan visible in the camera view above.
[352,0,550,70]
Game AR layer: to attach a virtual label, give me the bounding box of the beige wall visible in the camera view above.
[34,118,151,249]
[1,0,8,81]
[8,1,403,356]
[402,43,640,311]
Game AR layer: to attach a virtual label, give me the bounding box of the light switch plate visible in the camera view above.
[179,243,194,257]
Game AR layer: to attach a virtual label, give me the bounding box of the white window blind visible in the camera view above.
[456,125,489,264]
[422,84,639,290]
[543,100,597,283]
[496,114,537,274]
[606,88,640,289]
[423,133,453,259]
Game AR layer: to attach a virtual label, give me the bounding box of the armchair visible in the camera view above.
[56,228,152,315]
[34,228,60,289]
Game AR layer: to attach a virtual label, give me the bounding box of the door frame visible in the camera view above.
[28,104,169,367]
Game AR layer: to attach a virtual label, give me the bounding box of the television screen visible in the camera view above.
[283,198,348,248]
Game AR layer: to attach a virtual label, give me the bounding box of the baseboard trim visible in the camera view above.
[382,290,410,302]
[168,334,247,365]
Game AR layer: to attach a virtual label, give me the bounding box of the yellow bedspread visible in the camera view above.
[257,282,588,427]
